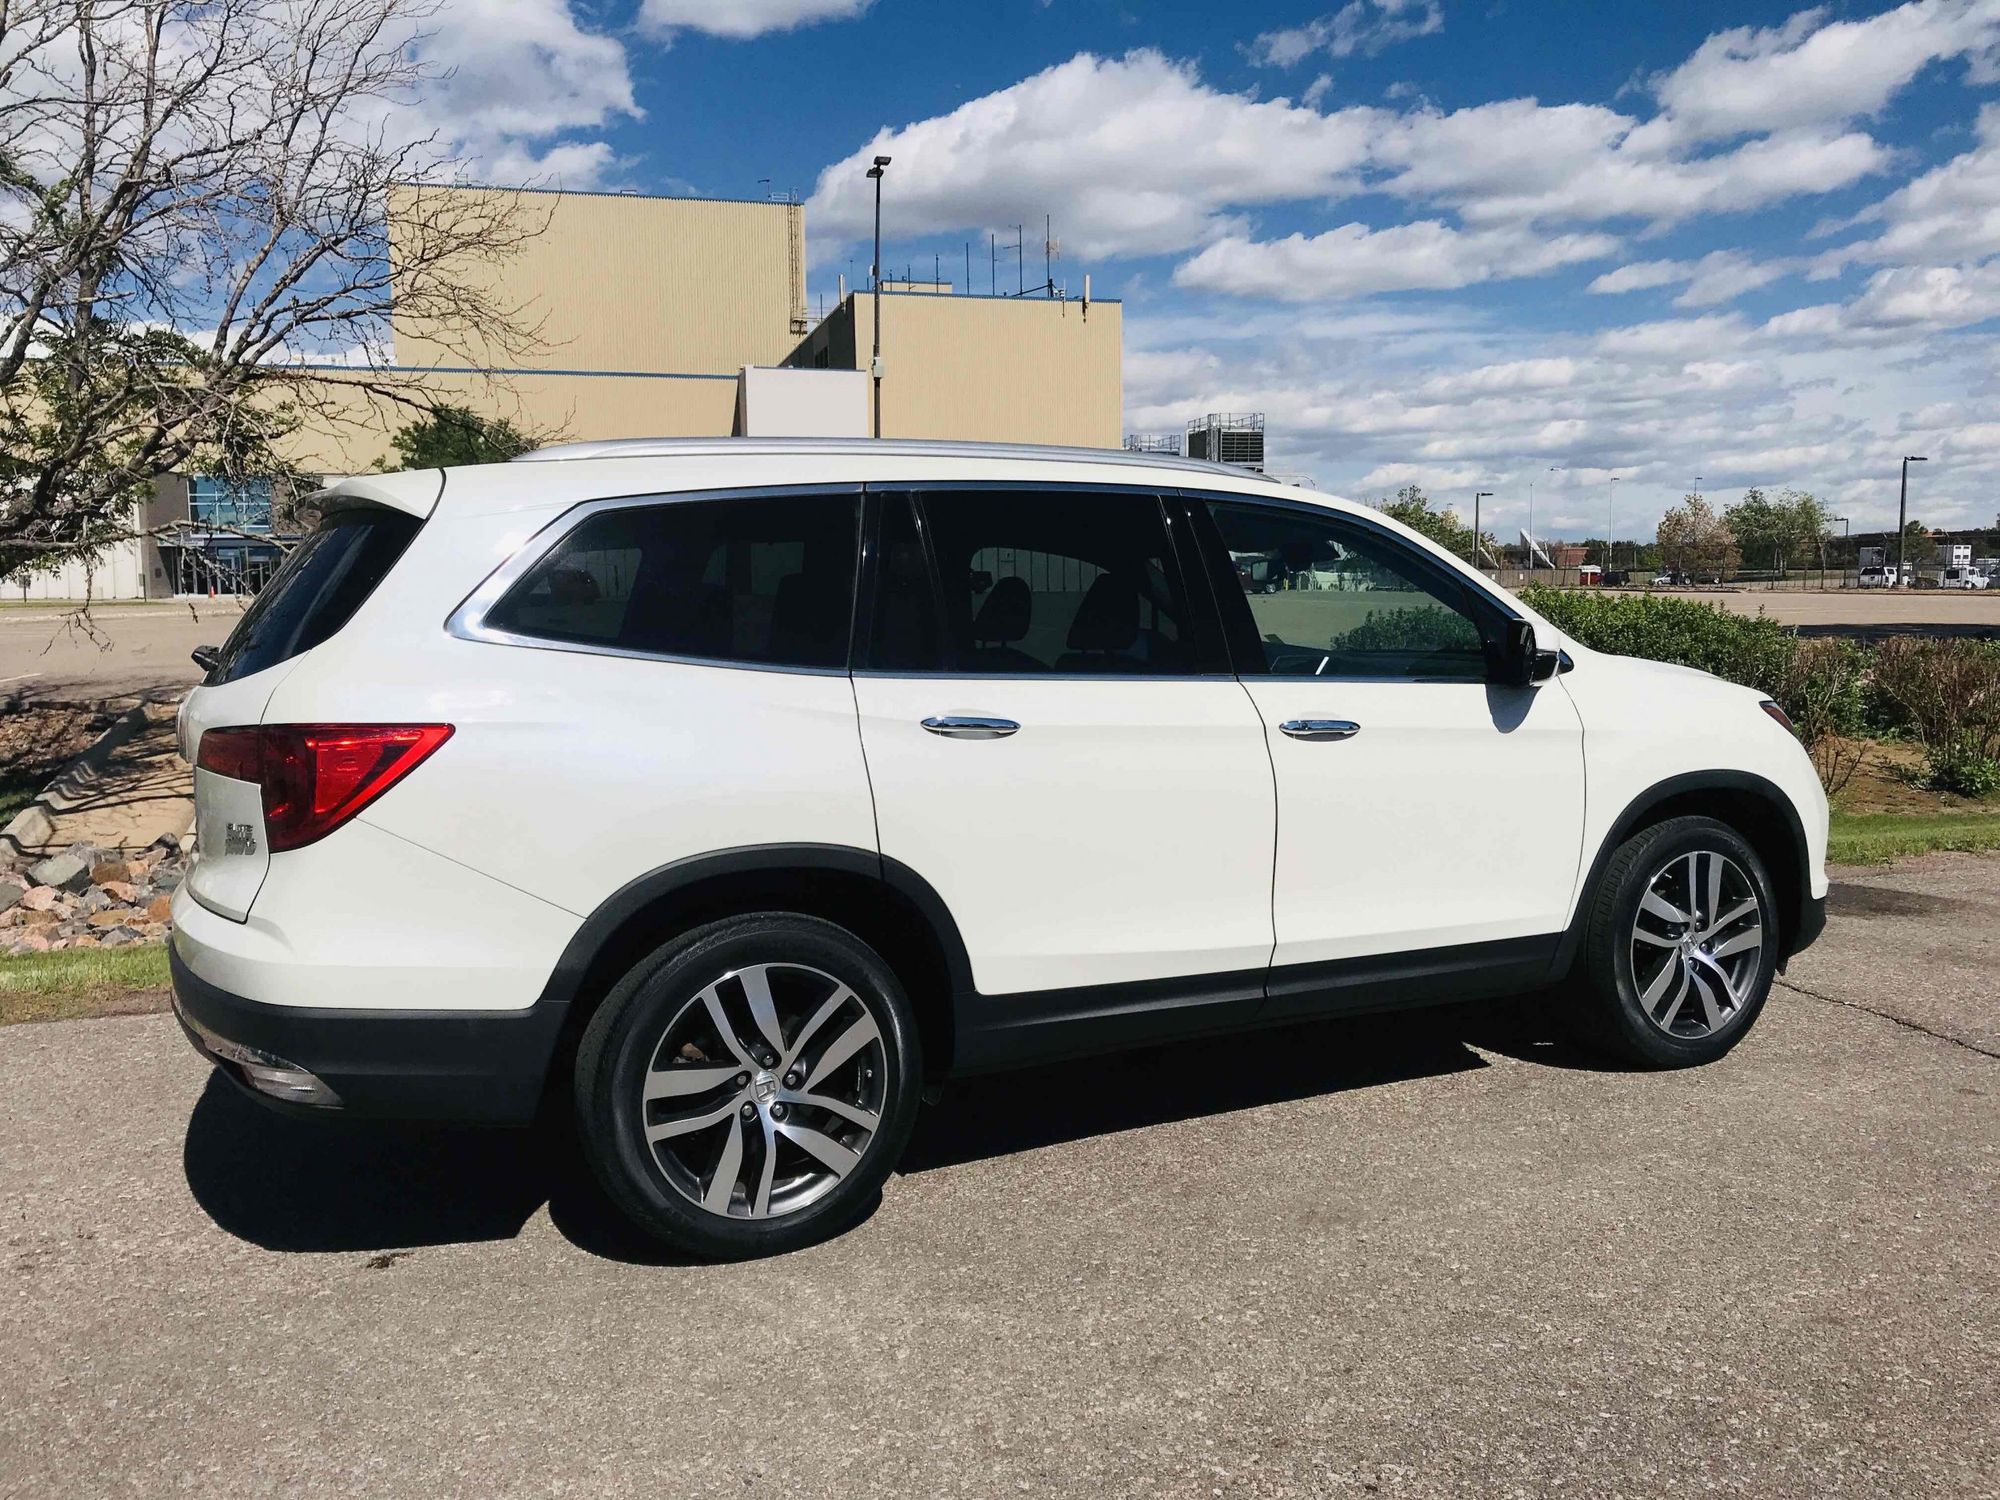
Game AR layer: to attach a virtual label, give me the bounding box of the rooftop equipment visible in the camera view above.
[1186,412,1266,472]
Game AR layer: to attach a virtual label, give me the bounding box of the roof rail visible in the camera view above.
[512,435,1256,478]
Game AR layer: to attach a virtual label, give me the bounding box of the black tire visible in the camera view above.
[574,913,922,1259]
[1566,815,1780,1068]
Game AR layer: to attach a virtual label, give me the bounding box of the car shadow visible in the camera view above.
[182,995,1605,1262]
[898,997,1590,1171]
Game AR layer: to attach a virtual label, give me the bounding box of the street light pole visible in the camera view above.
[1897,454,1927,585]
[1608,475,1619,575]
[1473,491,1493,569]
[866,155,891,438]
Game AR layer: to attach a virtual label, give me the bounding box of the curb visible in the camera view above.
[0,704,151,860]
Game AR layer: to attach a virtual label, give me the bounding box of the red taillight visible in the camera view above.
[197,724,453,852]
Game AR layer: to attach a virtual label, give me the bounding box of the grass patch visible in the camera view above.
[0,942,172,1024]
[1828,810,2000,866]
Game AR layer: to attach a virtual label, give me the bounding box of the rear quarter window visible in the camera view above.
[205,507,423,684]
[478,493,858,670]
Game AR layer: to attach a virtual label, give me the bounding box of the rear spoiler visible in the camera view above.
[307,469,445,521]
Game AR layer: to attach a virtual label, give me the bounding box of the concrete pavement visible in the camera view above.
[1,855,1995,1497]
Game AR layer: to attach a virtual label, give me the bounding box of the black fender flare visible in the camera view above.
[530,839,975,1028]
[1549,770,1814,979]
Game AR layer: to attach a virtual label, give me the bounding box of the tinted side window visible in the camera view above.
[1207,500,1492,681]
[864,493,943,671]
[207,507,423,684]
[918,490,1196,676]
[485,493,857,670]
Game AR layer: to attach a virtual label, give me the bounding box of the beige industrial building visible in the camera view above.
[14,186,1123,599]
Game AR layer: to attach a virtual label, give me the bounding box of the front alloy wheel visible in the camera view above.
[1629,850,1765,1039]
[1571,814,1780,1067]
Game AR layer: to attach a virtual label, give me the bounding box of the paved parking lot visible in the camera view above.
[0,601,243,701]
[1,854,1995,1498]
[1645,588,2000,642]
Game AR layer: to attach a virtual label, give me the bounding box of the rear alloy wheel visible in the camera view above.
[1571,815,1780,1067]
[576,915,920,1258]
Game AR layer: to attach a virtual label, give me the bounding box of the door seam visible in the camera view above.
[1234,675,1281,978]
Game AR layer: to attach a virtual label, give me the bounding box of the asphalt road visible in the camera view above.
[1,854,1995,1498]
[0,601,243,702]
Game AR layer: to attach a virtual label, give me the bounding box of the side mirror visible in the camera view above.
[1490,620,1560,687]
[190,645,222,675]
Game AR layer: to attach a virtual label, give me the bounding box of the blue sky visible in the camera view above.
[429,0,2000,540]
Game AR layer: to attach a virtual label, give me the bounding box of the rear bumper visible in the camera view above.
[170,945,565,1125]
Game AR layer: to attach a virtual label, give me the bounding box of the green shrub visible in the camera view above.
[1521,585,1800,704]
[1871,638,2000,789]
[1771,636,1870,743]
[1925,746,2000,798]
[1335,604,1476,653]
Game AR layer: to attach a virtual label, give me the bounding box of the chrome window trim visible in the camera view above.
[444,483,863,677]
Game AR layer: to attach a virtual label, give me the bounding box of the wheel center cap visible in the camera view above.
[751,1071,780,1106]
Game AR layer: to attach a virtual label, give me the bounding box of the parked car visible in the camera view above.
[171,439,1829,1258]
[1941,566,1990,590]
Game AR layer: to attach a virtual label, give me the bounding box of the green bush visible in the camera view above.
[1335,604,1477,653]
[1871,637,2000,796]
[1872,636,2000,768]
[1925,746,2000,798]
[1771,636,1870,743]
[1521,586,1801,705]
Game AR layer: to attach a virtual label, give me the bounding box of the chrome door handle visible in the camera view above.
[921,715,1020,740]
[1279,718,1360,742]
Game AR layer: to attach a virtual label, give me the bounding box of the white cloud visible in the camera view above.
[407,0,639,185]
[1830,103,2000,268]
[638,0,873,40]
[806,51,1378,259]
[1588,251,1790,307]
[1085,12,2000,534]
[1766,260,2000,340]
[1641,0,2000,148]
[1175,220,1618,301]
[1246,1,1444,68]
[1377,106,1891,228]
[1126,309,2000,532]
[1587,261,1688,295]
[809,47,1902,274]
[1595,315,1753,361]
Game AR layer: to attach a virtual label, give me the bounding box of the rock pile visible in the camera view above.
[0,836,188,955]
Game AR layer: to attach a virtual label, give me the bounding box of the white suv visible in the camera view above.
[172,439,1829,1258]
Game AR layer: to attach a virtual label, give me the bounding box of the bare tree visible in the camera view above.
[0,0,546,581]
